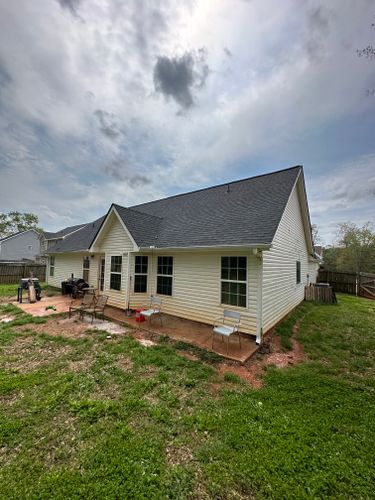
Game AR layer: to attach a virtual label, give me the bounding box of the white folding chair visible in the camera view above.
[212,310,241,354]
[140,295,163,325]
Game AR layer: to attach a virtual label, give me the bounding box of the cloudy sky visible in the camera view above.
[0,0,374,244]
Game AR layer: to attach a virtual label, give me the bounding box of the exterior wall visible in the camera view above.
[46,253,97,288]
[262,182,311,333]
[128,250,259,336]
[0,231,41,261]
[46,253,91,288]
[307,261,319,284]
[94,212,135,309]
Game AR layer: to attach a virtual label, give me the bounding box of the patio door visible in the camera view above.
[99,256,105,292]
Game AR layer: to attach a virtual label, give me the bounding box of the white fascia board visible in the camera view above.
[138,244,272,252]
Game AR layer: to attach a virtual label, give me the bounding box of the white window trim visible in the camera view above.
[134,256,148,293]
[83,256,90,283]
[156,256,173,296]
[296,260,301,285]
[220,256,248,309]
[110,255,122,291]
[49,256,55,277]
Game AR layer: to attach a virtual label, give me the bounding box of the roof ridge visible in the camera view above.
[130,165,302,209]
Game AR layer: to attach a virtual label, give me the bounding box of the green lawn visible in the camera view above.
[0,283,61,298]
[0,295,374,498]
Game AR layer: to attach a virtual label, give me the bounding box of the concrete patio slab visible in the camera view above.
[105,306,258,363]
[11,295,258,362]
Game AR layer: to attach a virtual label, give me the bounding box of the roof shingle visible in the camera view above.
[47,166,302,252]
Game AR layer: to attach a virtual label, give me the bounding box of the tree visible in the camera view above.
[323,222,375,273]
[311,224,321,245]
[0,211,41,239]
[337,222,375,273]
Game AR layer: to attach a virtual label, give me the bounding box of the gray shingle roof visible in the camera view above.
[47,217,105,253]
[125,166,302,248]
[47,166,302,253]
[43,223,87,240]
[113,205,163,247]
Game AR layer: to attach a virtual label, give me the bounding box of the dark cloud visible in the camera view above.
[94,110,124,140]
[0,64,11,89]
[305,6,331,62]
[153,49,210,109]
[104,159,150,187]
[56,0,81,18]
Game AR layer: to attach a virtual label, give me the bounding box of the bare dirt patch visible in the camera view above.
[132,329,159,347]
[217,321,307,389]
[176,350,199,361]
[68,355,95,372]
[166,443,194,466]
[13,316,130,339]
[2,336,73,373]
[115,354,133,372]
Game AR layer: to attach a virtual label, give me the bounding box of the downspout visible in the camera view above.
[125,251,132,316]
[255,249,263,344]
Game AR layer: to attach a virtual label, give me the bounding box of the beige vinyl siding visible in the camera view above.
[129,250,259,336]
[262,181,310,333]
[95,212,135,309]
[308,261,319,284]
[46,253,94,288]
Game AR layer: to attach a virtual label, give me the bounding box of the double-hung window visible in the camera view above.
[296,261,301,284]
[110,256,122,291]
[221,256,247,308]
[49,256,55,277]
[83,256,90,283]
[134,256,148,293]
[157,256,173,296]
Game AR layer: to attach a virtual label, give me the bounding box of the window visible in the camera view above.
[157,256,173,296]
[296,261,301,284]
[110,256,122,291]
[134,256,148,293]
[221,256,247,308]
[27,245,32,251]
[83,256,90,283]
[49,256,55,277]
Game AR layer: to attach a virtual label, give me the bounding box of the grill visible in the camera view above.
[61,278,89,299]
[17,278,42,303]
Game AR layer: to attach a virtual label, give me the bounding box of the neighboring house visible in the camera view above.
[0,229,42,262]
[41,223,88,254]
[46,166,317,343]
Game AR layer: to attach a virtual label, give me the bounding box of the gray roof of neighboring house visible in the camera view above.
[47,166,303,252]
[47,217,105,253]
[43,223,87,240]
[0,229,40,242]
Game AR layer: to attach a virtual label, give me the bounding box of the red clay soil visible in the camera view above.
[218,320,307,389]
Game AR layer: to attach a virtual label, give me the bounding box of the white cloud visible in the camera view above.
[307,154,375,244]
[0,0,374,237]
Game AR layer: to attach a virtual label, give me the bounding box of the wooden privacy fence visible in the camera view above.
[0,263,46,284]
[317,269,375,299]
[304,284,337,303]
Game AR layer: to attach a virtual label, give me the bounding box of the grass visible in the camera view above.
[0,294,374,498]
[0,282,61,298]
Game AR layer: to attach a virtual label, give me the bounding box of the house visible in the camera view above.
[0,229,42,262]
[46,165,318,344]
[41,223,88,253]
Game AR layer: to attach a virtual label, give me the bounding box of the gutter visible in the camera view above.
[138,243,272,252]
